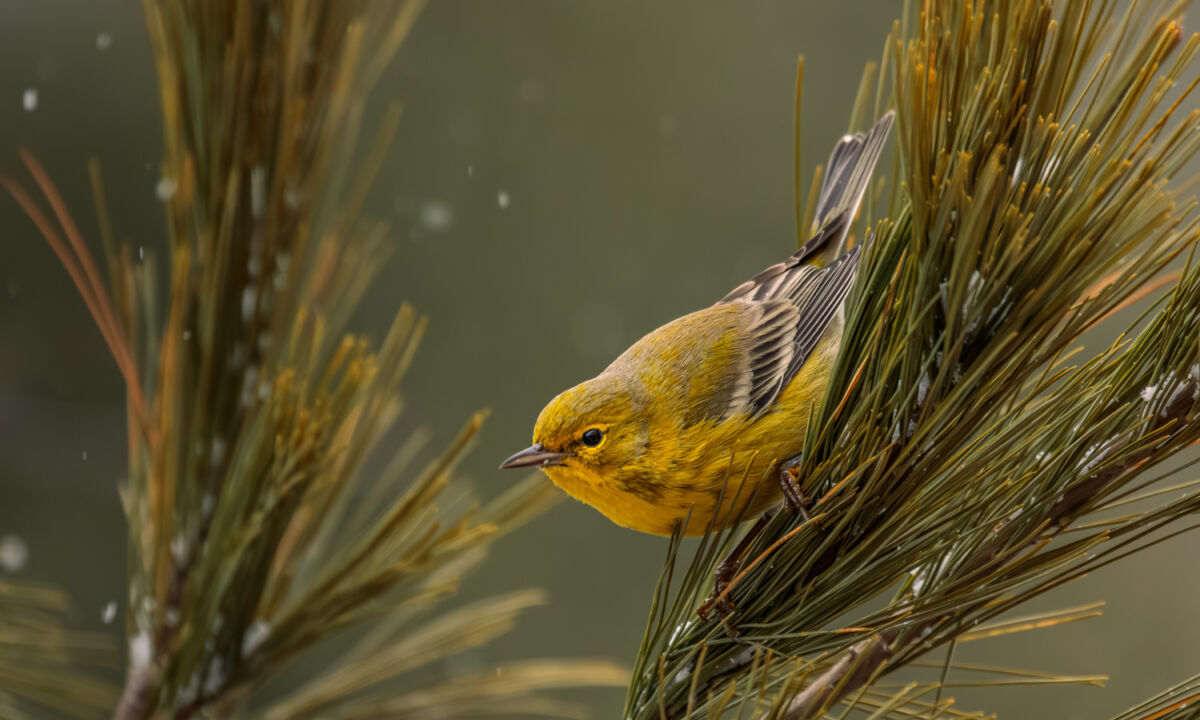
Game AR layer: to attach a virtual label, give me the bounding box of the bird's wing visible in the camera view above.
[679,299,796,425]
[719,214,850,305]
[705,111,892,417]
[714,246,860,417]
[797,110,895,266]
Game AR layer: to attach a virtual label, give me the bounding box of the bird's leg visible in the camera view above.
[697,456,818,637]
[778,453,814,522]
[697,508,775,635]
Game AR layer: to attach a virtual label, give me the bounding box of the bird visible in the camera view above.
[501,111,894,537]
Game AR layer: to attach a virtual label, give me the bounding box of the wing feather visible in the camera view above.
[716,247,860,416]
[805,111,895,261]
[693,112,892,420]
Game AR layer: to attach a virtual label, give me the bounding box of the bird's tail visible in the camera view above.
[797,110,895,267]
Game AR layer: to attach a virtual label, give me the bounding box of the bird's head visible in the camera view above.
[500,373,650,493]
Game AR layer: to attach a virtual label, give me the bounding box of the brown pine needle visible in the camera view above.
[0,174,151,437]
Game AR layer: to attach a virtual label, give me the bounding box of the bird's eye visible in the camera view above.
[581,428,604,447]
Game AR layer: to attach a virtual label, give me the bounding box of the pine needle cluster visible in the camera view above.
[0,582,115,719]
[627,1,1200,717]
[3,1,624,718]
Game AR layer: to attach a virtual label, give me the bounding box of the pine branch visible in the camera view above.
[780,636,892,720]
[626,0,1200,716]
[6,1,624,718]
[780,372,1197,719]
[0,581,116,719]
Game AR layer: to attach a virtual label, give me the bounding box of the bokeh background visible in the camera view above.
[1,1,1197,717]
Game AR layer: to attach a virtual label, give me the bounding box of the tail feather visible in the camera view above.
[797,110,895,264]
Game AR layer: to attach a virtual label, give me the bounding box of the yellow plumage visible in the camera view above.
[534,315,840,536]
[502,113,893,536]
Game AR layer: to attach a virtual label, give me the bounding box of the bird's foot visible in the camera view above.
[778,454,814,522]
[698,556,743,639]
[697,509,775,639]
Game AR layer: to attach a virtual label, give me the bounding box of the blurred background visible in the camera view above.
[0,1,1197,717]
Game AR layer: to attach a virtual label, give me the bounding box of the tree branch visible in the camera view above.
[775,379,1197,720]
[781,635,893,719]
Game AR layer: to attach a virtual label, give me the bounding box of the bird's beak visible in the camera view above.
[499,443,565,469]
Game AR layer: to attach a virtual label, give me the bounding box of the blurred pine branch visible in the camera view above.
[0,581,116,719]
[626,0,1200,717]
[3,1,625,718]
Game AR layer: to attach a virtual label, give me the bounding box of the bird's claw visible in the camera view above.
[698,556,739,620]
[778,455,814,522]
[697,575,744,640]
[696,509,778,639]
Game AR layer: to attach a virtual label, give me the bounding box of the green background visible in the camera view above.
[0,1,1197,717]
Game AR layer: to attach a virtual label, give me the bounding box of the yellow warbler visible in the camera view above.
[502,112,894,536]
